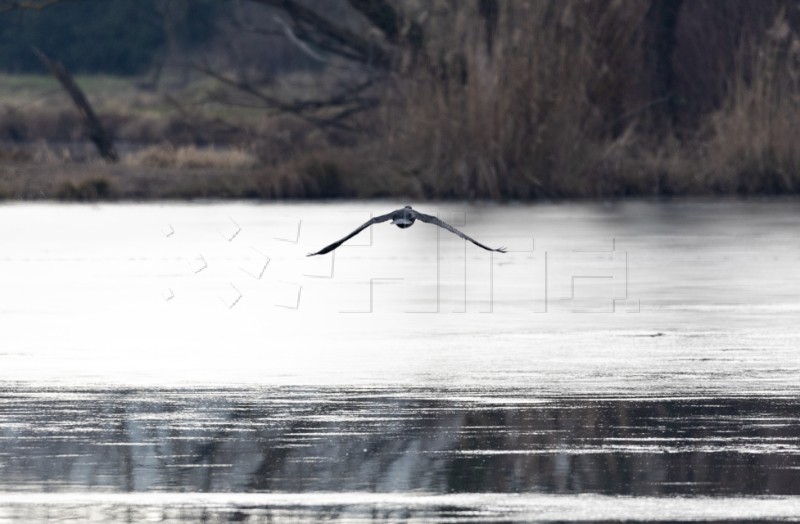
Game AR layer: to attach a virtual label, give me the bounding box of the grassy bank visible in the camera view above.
[2,60,798,201]
[0,154,421,201]
[2,2,800,201]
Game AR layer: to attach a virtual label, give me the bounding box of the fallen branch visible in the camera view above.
[33,47,118,162]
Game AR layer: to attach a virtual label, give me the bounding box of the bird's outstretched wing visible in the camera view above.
[307,211,395,256]
[412,210,506,253]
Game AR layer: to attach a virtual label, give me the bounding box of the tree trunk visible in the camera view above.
[645,0,683,130]
[33,47,118,162]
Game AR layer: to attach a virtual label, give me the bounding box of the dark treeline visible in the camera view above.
[2,0,800,200]
[0,0,218,74]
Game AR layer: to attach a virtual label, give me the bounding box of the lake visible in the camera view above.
[1,199,800,522]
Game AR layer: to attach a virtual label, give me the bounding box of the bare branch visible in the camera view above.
[324,98,380,127]
[194,63,375,131]
[195,63,293,110]
[196,62,377,110]
[249,0,393,68]
[196,0,409,133]
[272,15,327,63]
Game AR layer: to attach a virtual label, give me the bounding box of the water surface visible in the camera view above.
[1,200,799,522]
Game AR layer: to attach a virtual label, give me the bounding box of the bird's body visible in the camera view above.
[308,205,506,256]
[390,207,416,228]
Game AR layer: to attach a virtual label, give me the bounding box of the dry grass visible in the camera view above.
[124,144,259,169]
[0,73,258,144]
[3,4,800,200]
[352,1,800,200]
[377,1,663,199]
[702,16,800,194]
[0,162,277,200]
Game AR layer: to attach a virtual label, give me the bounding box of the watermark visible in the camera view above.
[156,210,638,313]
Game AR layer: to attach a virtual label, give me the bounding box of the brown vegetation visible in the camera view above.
[366,1,800,199]
[2,1,800,200]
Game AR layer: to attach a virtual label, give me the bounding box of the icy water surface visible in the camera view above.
[1,200,800,522]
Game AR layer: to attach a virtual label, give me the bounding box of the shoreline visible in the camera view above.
[2,162,799,202]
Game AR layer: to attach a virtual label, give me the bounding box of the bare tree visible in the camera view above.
[191,0,425,131]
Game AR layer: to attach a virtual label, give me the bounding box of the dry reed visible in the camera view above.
[376,1,666,199]
[4,2,800,200]
[703,11,800,194]
[124,144,259,169]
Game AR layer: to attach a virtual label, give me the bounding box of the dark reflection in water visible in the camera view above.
[1,386,800,498]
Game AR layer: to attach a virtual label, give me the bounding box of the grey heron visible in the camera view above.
[307,206,506,256]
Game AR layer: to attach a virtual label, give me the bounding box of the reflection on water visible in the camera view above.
[1,200,800,521]
[3,387,800,495]
[2,387,800,521]
[5,492,800,523]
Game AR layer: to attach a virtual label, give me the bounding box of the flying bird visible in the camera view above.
[308,206,506,256]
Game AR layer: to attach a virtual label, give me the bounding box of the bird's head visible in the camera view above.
[404,205,412,209]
